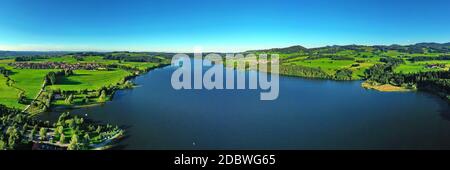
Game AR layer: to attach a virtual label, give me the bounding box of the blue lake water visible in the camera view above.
[40,61,450,149]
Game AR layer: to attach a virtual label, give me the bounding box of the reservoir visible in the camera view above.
[40,60,450,149]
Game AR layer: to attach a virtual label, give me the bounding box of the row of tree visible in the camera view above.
[280,64,330,79]
[14,56,50,62]
[407,55,450,62]
[44,69,73,86]
[104,54,164,63]
[0,67,11,76]
[280,64,356,80]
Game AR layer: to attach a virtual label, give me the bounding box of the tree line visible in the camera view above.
[104,54,164,63]
[14,56,50,62]
[0,67,11,76]
[280,64,330,79]
[44,69,73,86]
[365,57,450,101]
[407,55,450,62]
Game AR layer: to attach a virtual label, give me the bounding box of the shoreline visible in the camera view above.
[361,81,413,92]
[36,63,170,116]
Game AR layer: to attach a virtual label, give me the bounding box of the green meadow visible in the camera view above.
[0,53,167,114]
[0,44,449,114]
[255,46,450,80]
[49,69,131,91]
[395,61,450,74]
[0,75,25,109]
[9,69,56,99]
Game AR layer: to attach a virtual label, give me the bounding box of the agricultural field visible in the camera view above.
[0,53,169,114]
[0,44,449,151]
[48,69,131,91]
[10,69,56,99]
[395,60,450,74]
[0,75,24,109]
[251,44,450,80]
[119,62,159,71]
[285,58,374,79]
[34,55,118,64]
[0,44,449,113]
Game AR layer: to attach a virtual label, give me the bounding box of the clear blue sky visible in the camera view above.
[0,0,449,52]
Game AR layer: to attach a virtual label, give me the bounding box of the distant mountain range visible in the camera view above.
[1,42,449,57]
[0,51,70,57]
[246,42,450,54]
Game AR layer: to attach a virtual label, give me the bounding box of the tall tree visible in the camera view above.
[98,90,107,102]
[39,127,47,141]
[67,134,79,150]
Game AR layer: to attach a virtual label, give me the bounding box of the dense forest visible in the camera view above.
[280,64,330,79]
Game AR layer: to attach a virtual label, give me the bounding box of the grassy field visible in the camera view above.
[3,58,56,96]
[119,62,159,71]
[290,58,354,73]
[48,69,131,91]
[9,69,56,99]
[0,55,164,111]
[1,59,56,109]
[0,59,15,68]
[257,46,450,79]
[395,61,450,73]
[0,75,25,109]
[226,48,450,80]
[279,57,380,79]
[1,46,449,112]
[35,55,118,64]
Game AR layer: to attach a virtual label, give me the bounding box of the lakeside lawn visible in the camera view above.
[48,69,132,91]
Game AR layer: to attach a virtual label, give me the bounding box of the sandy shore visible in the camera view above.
[361,81,413,92]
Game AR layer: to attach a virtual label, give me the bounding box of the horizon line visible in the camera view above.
[1,41,449,53]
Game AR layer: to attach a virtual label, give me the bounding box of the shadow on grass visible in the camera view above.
[8,70,18,76]
[69,73,90,77]
[56,76,82,85]
[55,73,93,85]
